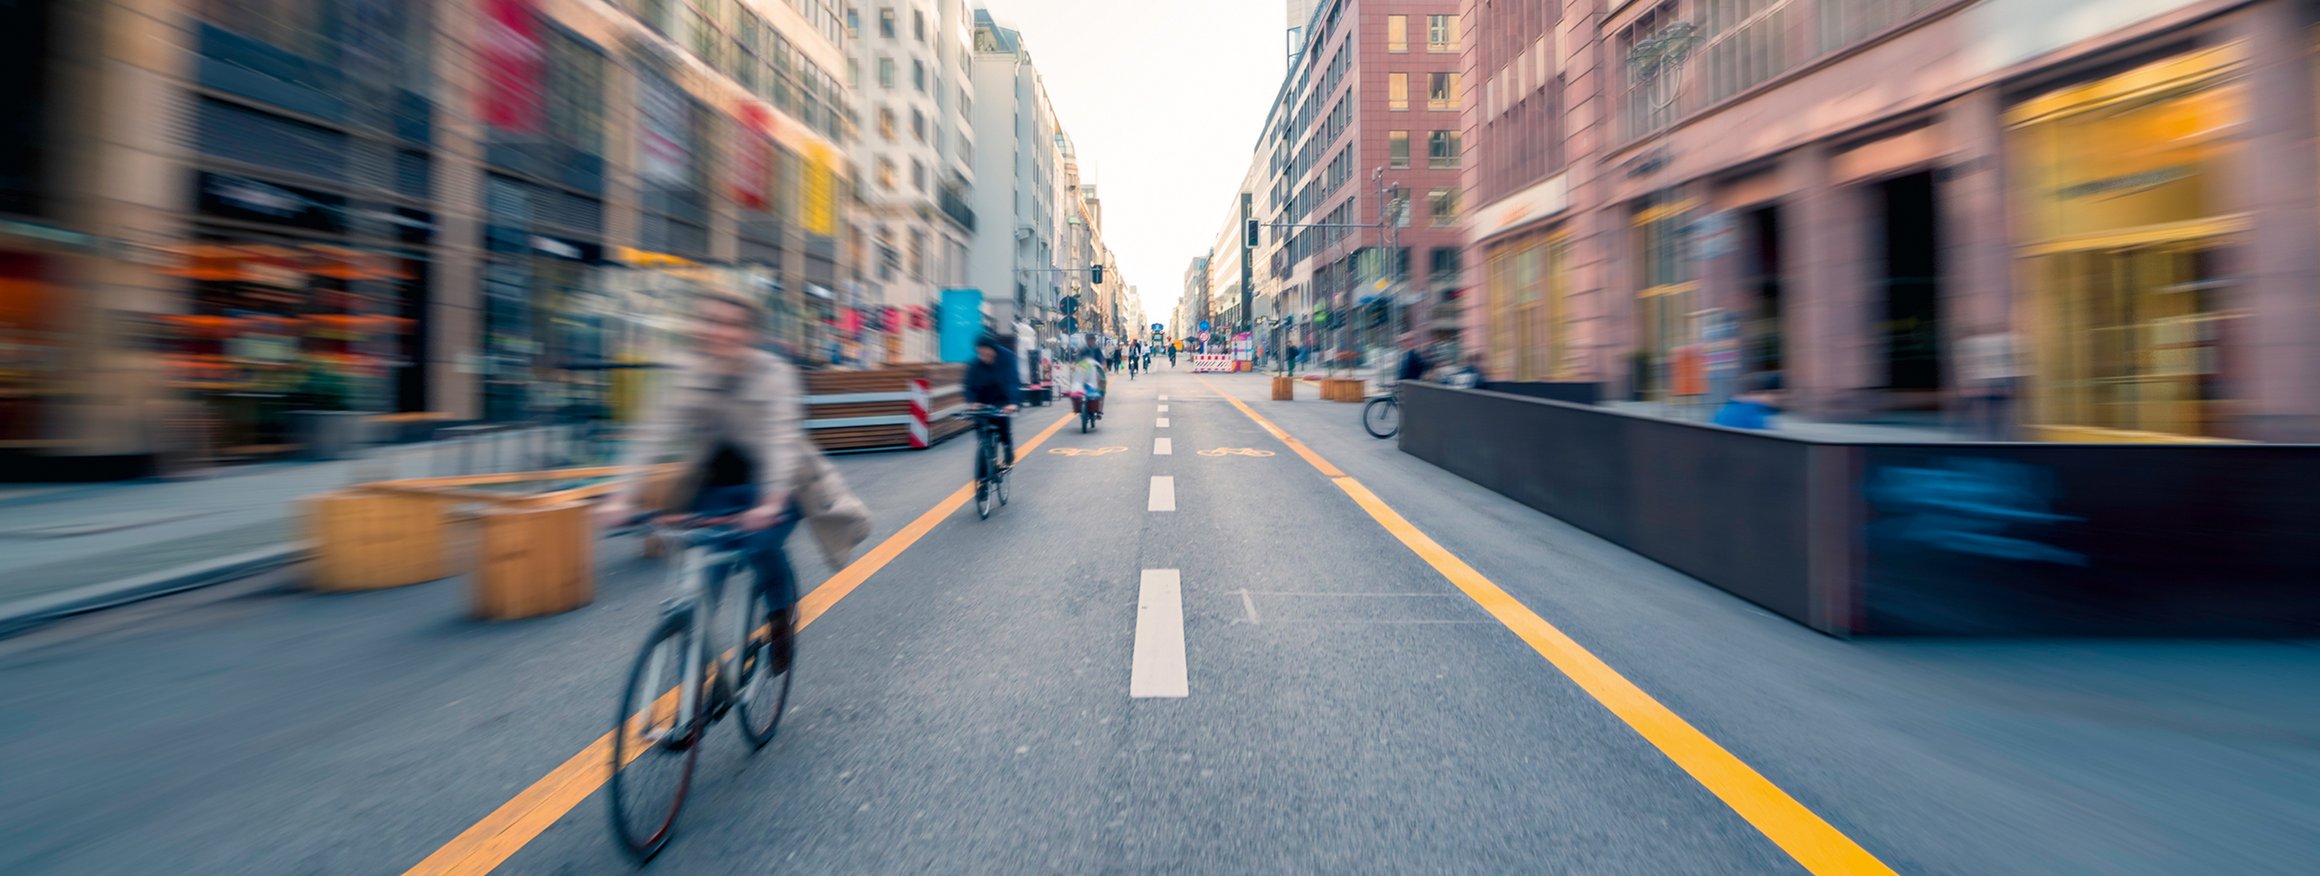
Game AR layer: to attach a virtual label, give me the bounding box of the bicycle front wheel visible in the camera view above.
[974,443,993,519]
[609,614,702,861]
[734,577,794,749]
[1363,397,1402,439]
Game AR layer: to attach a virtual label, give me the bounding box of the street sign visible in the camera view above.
[939,288,984,363]
[1151,322,1164,333]
[1060,295,1080,316]
[1198,320,1210,333]
[1060,315,1079,334]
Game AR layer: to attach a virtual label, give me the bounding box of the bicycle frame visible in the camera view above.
[642,528,755,736]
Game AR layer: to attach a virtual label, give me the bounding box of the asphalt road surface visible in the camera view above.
[2,370,2314,874]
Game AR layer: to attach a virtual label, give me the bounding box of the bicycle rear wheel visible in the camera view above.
[734,576,794,749]
[1363,396,1401,439]
[609,613,702,861]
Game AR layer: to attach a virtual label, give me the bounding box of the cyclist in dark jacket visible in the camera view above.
[964,334,1022,466]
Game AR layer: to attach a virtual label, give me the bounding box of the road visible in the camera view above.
[2,370,2315,874]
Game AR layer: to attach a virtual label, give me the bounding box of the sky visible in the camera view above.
[977,0,1287,328]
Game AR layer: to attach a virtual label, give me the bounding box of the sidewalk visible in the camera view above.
[0,430,586,632]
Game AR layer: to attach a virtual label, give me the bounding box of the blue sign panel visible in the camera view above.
[939,288,985,363]
[1198,320,1210,333]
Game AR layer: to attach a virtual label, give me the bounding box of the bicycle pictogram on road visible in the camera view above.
[1197,448,1277,458]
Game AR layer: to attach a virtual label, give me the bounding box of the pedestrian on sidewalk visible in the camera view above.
[1711,372,1784,430]
[1956,329,2022,441]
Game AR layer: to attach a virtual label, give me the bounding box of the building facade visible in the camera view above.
[843,0,973,365]
[3,0,856,473]
[1272,0,1468,366]
[1461,0,2320,442]
[967,9,1074,342]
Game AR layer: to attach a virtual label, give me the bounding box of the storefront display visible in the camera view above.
[2008,45,2245,438]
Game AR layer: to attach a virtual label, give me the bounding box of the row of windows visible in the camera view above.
[1619,0,1950,142]
[1385,72,1462,112]
[1384,130,1463,170]
[1384,14,1462,54]
[626,0,847,140]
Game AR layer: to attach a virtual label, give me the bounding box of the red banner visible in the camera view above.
[478,0,546,134]
[731,103,775,210]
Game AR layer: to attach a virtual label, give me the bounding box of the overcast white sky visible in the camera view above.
[978,0,1286,327]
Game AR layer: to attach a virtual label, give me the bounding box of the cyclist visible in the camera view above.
[598,290,870,670]
[1126,342,1141,379]
[963,332,1022,467]
[1071,340,1108,420]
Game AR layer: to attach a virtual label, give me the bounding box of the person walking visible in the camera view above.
[1286,342,1301,377]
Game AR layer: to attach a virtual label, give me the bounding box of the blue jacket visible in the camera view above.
[964,349,1021,406]
[1712,398,1777,430]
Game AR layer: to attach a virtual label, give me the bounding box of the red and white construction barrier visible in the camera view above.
[908,378,931,448]
[1192,354,1233,373]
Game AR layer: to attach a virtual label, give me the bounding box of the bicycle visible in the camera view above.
[607,514,795,861]
[966,405,1013,519]
[1073,385,1103,433]
[1363,385,1401,439]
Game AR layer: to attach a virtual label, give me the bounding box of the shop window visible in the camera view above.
[2009,46,2245,437]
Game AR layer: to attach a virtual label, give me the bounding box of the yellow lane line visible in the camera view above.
[1196,378,1895,876]
[403,412,1074,876]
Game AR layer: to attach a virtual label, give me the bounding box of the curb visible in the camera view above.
[0,543,311,640]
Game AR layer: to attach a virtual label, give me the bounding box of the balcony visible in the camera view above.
[938,185,977,233]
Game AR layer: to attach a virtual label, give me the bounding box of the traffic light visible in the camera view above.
[1090,264,1104,284]
[1245,219,1259,249]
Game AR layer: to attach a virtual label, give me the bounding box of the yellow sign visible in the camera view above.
[803,143,839,237]
[1048,446,1127,457]
[1196,448,1276,458]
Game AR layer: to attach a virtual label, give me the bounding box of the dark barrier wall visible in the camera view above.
[1401,383,2320,637]
[1861,445,2320,636]
[1400,383,1831,628]
[1476,381,1603,406]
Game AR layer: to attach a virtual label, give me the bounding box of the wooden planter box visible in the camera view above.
[1271,376,1296,401]
[474,501,593,620]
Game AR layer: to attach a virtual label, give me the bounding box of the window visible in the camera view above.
[878,57,896,88]
[1387,15,1408,53]
[1430,248,1461,285]
[876,157,897,189]
[1428,130,1461,168]
[1428,72,1460,111]
[1427,14,1460,52]
[913,59,926,92]
[1389,186,1410,227]
[877,107,897,139]
[1389,131,1410,168]
[913,9,925,42]
[1703,0,1806,105]
[912,159,926,192]
[1619,5,1684,141]
[1388,73,1409,111]
[911,109,926,143]
[878,7,895,38]
[1428,188,1459,226]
